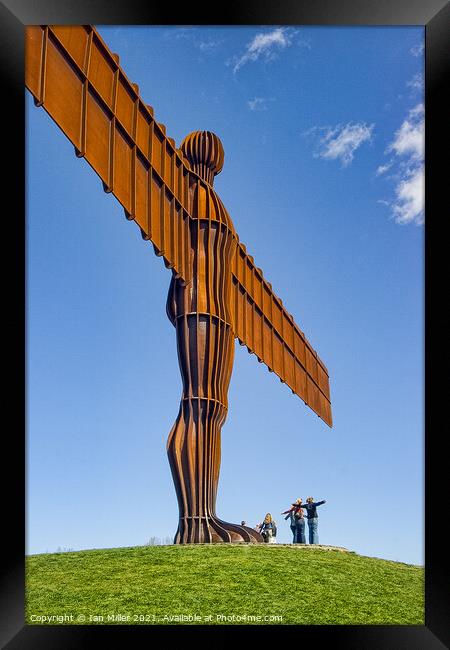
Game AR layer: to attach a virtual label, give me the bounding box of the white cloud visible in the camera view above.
[247,97,274,111]
[163,28,223,54]
[410,42,424,57]
[406,72,424,94]
[388,103,424,160]
[392,166,424,225]
[376,162,393,176]
[197,39,223,52]
[314,122,374,167]
[296,38,312,50]
[378,103,424,225]
[231,28,295,73]
[163,27,196,40]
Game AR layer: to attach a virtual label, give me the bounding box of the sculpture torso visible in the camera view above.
[166,183,237,407]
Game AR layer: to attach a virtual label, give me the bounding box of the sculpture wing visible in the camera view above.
[26,25,332,426]
[26,25,193,282]
[231,242,332,427]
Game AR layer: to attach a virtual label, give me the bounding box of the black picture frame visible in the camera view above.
[2,0,448,647]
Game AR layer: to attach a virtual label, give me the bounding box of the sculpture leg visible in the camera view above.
[167,312,262,544]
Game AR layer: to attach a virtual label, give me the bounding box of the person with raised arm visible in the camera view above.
[302,497,326,544]
[282,499,306,544]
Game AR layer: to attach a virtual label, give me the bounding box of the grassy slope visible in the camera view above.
[26,545,424,625]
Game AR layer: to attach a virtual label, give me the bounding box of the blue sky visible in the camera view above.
[26,26,424,564]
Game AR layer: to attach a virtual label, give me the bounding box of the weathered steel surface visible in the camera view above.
[26,25,333,543]
[25,24,193,282]
[231,248,332,426]
[166,132,261,542]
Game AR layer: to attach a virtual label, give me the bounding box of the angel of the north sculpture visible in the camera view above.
[26,25,333,544]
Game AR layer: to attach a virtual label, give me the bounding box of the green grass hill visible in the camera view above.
[26,544,424,625]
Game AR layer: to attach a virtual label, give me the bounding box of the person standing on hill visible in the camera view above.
[282,499,306,544]
[284,509,298,543]
[303,497,326,544]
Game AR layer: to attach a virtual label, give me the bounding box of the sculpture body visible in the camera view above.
[166,133,262,542]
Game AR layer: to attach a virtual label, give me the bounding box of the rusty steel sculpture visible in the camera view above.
[26,26,333,544]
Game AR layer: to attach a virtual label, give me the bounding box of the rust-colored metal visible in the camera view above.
[231,247,332,426]
[26,25,333,544]
[165,132,261,542]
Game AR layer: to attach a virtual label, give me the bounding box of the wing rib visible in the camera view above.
[231,242,332,427]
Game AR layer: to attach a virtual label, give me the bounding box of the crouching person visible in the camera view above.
[260,513,277,543]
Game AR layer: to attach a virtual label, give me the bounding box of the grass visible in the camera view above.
[26,544,424,625]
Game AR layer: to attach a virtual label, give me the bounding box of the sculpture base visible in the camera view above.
[173,516,263,544]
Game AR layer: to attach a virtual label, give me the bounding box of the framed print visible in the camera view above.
[1,0,448,647]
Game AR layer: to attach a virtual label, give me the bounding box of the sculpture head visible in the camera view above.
[180,130,224,186]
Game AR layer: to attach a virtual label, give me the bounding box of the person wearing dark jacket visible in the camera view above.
[303,497,326,544]
[260,513,277,543]
[281,498,306,544]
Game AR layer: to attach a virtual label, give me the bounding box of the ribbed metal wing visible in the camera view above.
[230,242,332,427]
[26,24,193,282]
